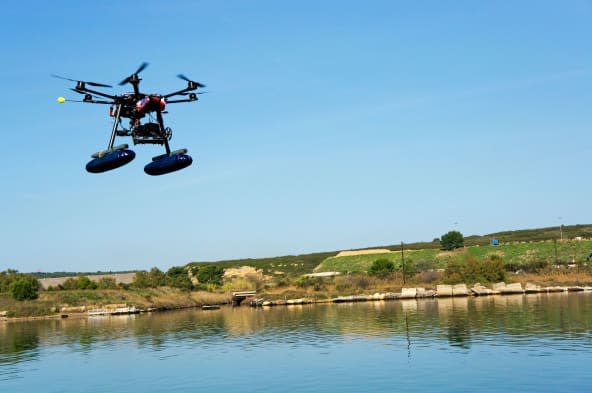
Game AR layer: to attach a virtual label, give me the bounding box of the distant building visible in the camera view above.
[490,239,499,246]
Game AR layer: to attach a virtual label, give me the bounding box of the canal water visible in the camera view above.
[1,292,592,392]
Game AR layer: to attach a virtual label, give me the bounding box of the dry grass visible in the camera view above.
[514,269,592,287]
[2,287,233,318]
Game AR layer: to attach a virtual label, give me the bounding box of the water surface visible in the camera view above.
[1,292,591,392]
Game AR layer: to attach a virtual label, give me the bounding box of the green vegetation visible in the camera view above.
[96,277,117,289]
[191,265,224,286]
[187,251,336,277]
[9,277,40,301]
[165,266,193,290]
[62,276,98,290]
[440,230,464,251]
[368,259,395,277]
[443,255,506,284]
[132,267,167,288]
[316,239,592,274]
[0,270,40,301]
[4,224,592,319]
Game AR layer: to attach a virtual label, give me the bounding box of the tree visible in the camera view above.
[132,268,167,288]
[166,266,193,291]
[76,276,98,290]
[368,259,395,277]
[440,230,464,251]
[9,276,39,301]
[194,265,224,286]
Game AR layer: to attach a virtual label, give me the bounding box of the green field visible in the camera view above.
[315,239,592,273]
[182,224,592,276]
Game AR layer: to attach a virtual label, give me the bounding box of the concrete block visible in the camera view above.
[500,282,523,294]
[452,284,469,296]
[400,287,417,299]
[471,283,493,296]
[436,285,453,297]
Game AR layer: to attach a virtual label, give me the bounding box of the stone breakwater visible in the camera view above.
[253,283,592,307]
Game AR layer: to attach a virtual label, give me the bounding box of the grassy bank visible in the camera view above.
[0,288,230,318]
[315,240,592,273]
[3,269,592,319]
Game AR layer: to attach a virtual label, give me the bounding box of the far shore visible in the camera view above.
[2,280,591,322]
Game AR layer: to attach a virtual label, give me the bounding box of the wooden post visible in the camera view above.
[401,241,406,284]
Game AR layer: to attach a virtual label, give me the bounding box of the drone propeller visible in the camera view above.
[177,74,206,88]
[51,74,112,88]
[178,91,208,95]
[70,88,106,99]
[119,62,149,86]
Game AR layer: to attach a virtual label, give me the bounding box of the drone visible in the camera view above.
[53,63,204,175]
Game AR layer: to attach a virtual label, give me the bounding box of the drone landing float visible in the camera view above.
[144,149,193,176]
[86,144,136,173]
[54,63,204,176]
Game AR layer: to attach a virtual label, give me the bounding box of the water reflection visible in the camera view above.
[1,292,591,370]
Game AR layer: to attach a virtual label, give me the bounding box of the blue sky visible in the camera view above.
[0,1,590,272]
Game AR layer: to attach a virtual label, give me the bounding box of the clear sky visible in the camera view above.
[0,1,590,273]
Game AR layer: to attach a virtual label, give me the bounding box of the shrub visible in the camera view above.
[368,259,395,277]
[418,270,441,283]
[413,259,437,272]
[444,259,464,284]
[76,276,98,290]
[1,270,40,300]
[462,255,483,283]
[132,268,166,288]
[444,255,507,284]
[294,276,324,290]
[96,277,117,290]
[62,276,97,290]
[9,276,39,300]
[194,265,224,286]
[165,266,193,291]
[62,277,79,290]
[440,231,464,251]
[482,255,506,282]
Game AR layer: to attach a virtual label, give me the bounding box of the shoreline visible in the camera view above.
[3,282,591,323]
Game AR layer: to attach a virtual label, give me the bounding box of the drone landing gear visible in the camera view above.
[86,104,137,173]
[144,148,193,176]
[142,110,193,175]
[86,144,136,173]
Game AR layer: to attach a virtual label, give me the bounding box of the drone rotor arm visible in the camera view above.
[76,86,117,100]
[163,88,192,99]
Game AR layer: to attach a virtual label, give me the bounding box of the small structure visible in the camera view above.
[305,272,341,278]
[490,239,499,246]
[232,290,257,306]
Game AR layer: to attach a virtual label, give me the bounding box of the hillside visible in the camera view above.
[315,239,592,274]
[188,224,592,275]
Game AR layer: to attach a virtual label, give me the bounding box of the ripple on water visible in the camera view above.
[1,293,591,391]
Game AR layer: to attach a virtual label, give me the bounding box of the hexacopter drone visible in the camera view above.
[54,62,205,175]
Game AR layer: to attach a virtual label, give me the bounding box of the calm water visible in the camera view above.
[1,292,592,392]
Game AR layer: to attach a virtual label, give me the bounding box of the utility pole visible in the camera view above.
[554,238,559,264]
[401,241,406,284]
